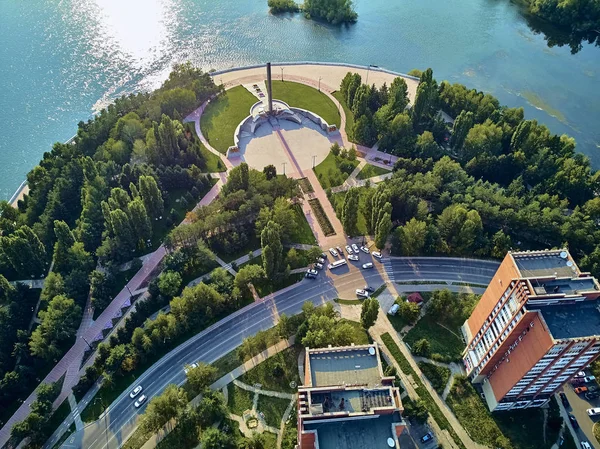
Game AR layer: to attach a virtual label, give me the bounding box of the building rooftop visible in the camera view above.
[530,300,600,340]
[303,412,403,449]
[309,347,381,388]
[530,278,598,297]
[512,250,579,279]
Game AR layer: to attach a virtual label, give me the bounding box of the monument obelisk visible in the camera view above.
[266,62,274,114]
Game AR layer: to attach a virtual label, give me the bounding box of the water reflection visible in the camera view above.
[523,13,600,54]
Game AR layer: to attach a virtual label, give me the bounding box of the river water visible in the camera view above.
[0,0,599,199]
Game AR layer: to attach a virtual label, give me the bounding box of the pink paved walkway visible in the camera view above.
[0,181,225,448]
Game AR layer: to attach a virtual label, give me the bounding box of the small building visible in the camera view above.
[406,293,423,304]
[297,343,405,449]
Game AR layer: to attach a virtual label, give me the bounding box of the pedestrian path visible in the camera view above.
[330,171,393,193]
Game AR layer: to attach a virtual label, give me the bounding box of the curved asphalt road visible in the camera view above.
[57,256,499,449]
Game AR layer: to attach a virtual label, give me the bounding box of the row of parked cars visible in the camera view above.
[305,244,383,280]
[559,370,597,448]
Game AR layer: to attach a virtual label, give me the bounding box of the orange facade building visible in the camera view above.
[462,249,600,411]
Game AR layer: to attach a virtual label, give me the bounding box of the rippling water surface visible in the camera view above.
[0,0,599,198]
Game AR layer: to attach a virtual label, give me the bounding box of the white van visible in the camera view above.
[328,259,347,270]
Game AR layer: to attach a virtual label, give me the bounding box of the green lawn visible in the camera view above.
[212,349,241,379]
[272,81,340,127]
[227,383,254,416]
[330,189,368,235]
[342,319,371,345]
[332,91,354,139]
[200,144,227,172]
[417,362,451,395]
[258,395,292,428]
[239,346,301,393]
[307,198,335,236]
[447,376,562,449]
[289,204,317,245]
[313,152,359,189]
[213,234,261,263]
[404,311,466,363]
[356,164,391,180]
[254,272,305,298]
[201,86,257,153]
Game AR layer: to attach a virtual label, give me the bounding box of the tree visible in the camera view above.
[395,218,427,256]
[399,301,420,324]
[412,338,431,357]
[52,220,75,273]
[375,212,392,249]
[449,110,474,150]
[341,188,360,235]
[360,298,379,330]
[234,265,266,299]
[436,205,483,255]
[388,77,409,116]
[201,428,236,449]
[141,384,188,432]
[185,362,218,395]
[491,230,512,259]
[40,271,65,303]
[29,295,81,360]
[462,120,503,160]
[128,198,152,244]
[89,270,111,311]
[158,271,182,298]
[170,282,225,330]
[139,175,164,219]
[263,164,277,180]
[0,274,15,304]
[415,131,439,158]
[261,221,283,278]
[0,225,47,277]
[110,208,137,255]
[405,399,428,423]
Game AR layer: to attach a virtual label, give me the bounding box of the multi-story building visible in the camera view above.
[297,343,405,449]
[461,249,600,412]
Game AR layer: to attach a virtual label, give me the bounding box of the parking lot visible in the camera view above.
[397,418,438,449]
[561,379,600,448]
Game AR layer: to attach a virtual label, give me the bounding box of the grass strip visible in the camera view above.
[307,198,335,236]
[381,332,466,449]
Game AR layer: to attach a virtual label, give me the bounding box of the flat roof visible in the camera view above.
[309,348,381,388]
[512,251,578,279]
[533,278,598,296]
[304,413,402,449]
[310,388,394,415]
[530,300,600,340]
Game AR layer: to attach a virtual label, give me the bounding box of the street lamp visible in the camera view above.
[280,67,284,82]
[312,155,317,168]
[126,285,133,299]
[365,64,377,85]
[81,336,93,351]
[94,398,110,449]
[282,162,287,175]
[318,77,322,91]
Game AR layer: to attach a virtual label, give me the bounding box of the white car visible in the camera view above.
[134,395,147,408]
[362,262,374,269]
[348,255,359,261]
[345,245,353,254]
[584,376,596,383]
[352,243,359,253]
[315,262,324,270]
[356,289,369,298]
[129,385,143,399]
[317,257,326,264]
[575,371,586,378]
[184,362,199,373]
[581,442,592,449]
[336,246,344,256]
[360,246,370,254]
[372,251,382,259]
[329,248,339,257]
[388,304,400,315]
[587,408,600,416]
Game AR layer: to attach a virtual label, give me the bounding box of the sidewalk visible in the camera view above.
[370,312,487,449]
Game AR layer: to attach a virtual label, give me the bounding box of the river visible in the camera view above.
[0,0,599,199]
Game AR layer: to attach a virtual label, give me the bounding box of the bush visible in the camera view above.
[412,338,431,357]
[268,0,300,13]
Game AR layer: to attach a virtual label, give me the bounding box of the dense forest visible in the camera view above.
[337,69,600,277]
[268,0,357,24]
[524,0,600,53]
[0,63,222,446]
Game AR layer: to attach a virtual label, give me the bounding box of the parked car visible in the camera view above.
[184,362,199,373]
[585,392,599,401]
[134,395,147,408]
[568,413,579,429]
[317,257,326,264]
[372,251,382,259]
[345,245,353,254]
[388,304,400,315]
[559,392,570,408]
[130,385,143,399]
[329,248,338,257]
[575,371,586,378]
[588,408,600,416]
[589,385,599,392]
[315,263,324,270]
[420,432,433,443]
[306,269,319,279]
[320,252,327,259]
[356,289,369,298]
[336,246,344,256]
[584,376,596,383]
[348,255,359,261]
[362,262,374,269]
[360,246,370,254]
[572,377,585,386]
[575,386,589,394]
[581,442,592,449]
[351,243,359,253]
[364,285,375,292]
